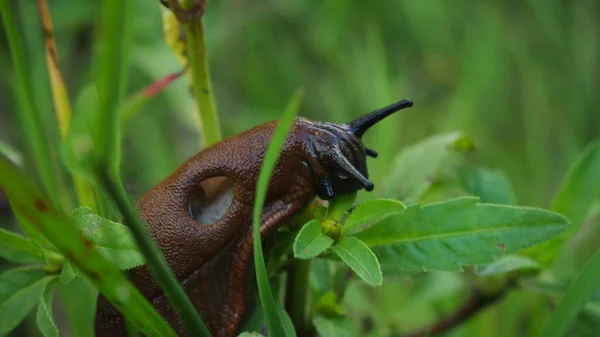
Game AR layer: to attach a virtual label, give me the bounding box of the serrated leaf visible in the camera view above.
[476,256,540,276]
[332,236,382,286]
[36,279,59,337]
[0,228,43,263]
[354,197,569,272]
[0,266,55,336]
[382,132,464,202]
[312,315,354,337]
[458,166,516,205]
[294,220,334,259]
[71,206,144,270]
[343,199,406,235]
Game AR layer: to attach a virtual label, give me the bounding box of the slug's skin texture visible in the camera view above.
[95,99,413,337]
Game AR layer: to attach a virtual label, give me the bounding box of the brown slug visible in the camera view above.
[95,98,413,337]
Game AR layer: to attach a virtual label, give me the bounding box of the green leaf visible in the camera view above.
[59,261,81,284]
[475,255,540,276]
[71,206,144,270]
[252,89,303,337]
[382,132,465,202]
[58,278,97,337]
[343,199,406,235]
[238,333,266,337]
[527,141,600,265]
[332,236,382,286]
[0,159,176,337]
[312,315,354,337]
[0,266,55,336]
[542,247,600,337]
[0,228,44,264]
[293,220,334,259]
[458,166,516,205]
[354,197,569,272]
[36,279,59,337]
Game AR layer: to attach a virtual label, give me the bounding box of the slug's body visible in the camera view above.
[95,99,413,337]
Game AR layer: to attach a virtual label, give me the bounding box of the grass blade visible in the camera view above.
[0,0,60,203]
[541,247,600,337]
[253,89,304,337]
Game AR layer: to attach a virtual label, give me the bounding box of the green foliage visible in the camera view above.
[252,89,304,337]
[36,280,59,337]
[294,220,334,260]
[2,0,600,336]
[332,237,383,286]
[0,266,56,336]
[382,132,465,202]
[528,141,600,265]
[0,159,176,337]
[355,197,569,272]
[342,199,406,235]
[0,228,44,264]
[476,256,540,277]
[312,315,355,337]
[71,207,144,270]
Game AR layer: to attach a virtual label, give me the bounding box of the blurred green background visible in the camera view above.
[1,0,599,336]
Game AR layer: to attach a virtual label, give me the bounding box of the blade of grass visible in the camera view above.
[90,1,211,335]
[253,89,304,337]
[541,246,600,337]
[0,0,59,203]
[0,158,176,337]
[36,0,96,211]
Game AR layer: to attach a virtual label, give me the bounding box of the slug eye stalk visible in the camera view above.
[348,98,413,138]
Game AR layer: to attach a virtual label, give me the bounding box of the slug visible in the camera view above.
[95,99,413,337]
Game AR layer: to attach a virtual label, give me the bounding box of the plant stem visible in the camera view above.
[101,172,212,337]
[0,0,59,204]
[285,260,311,337]
[180,1,222,146]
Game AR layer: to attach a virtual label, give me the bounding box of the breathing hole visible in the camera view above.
[189,176,234,225]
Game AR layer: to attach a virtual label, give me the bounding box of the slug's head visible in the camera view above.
[306,98,413,200]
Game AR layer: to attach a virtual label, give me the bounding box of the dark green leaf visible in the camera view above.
[476,256,540,276]
[252,89,303,337]
[0,266,55,336]
[458,166,516,204]
[71,206,144,270]
[0,228,44,263]
[36,279,59,337]
[332,236,382,286]
[293,220,334,259]
[355,197,569,272]
[312,315,354,337]
[382,132,464,202]
[343,199,406,235]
